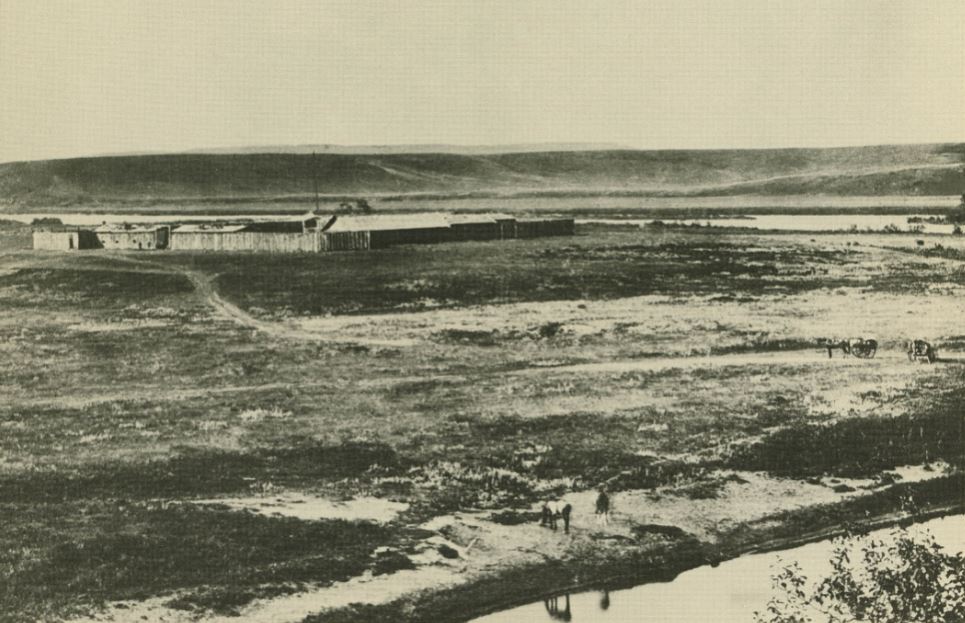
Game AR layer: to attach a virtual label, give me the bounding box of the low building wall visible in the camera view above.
[451,222,500,241]
[369,227,454,249]
[161,216,571,252]
[170,231,321,253]
[320,231,371,251]
[495,218,518,239]
[516,218,575,238]
[32,230,100,250]
[96,229,168,250]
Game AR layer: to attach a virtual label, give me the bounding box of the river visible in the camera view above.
[471,514,964,623]
[579,214,959,234]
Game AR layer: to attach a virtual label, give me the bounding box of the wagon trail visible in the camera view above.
[108,255,415,347]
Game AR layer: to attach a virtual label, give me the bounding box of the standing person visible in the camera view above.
[548,500,560,531]
[595,489,610,526]
[561,502,573,534]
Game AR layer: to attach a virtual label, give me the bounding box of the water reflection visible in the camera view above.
[472,515,964,623]
[543,594,571,621]
[540,590,613,621]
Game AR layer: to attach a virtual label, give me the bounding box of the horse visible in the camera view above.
[824,338,851,358]
[824,338,877,359]
[539,499,574,532]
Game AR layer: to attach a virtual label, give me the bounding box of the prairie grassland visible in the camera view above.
[162,227,954,317]
[1,227,964,621]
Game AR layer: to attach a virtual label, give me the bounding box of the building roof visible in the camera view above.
[446,213,516,225]
[324,213,452,232]
[265,211,319,222]
[173,213,324,234]
[93,224,167,233]
[32,226,91,233]
[172,224,249,233]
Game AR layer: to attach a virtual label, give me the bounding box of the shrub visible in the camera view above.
[536,322,564,339]
[757,525,965,623]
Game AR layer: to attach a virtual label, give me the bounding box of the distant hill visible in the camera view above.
[181,143,629,156]
[1,143,962,207]
[88,143,628,158]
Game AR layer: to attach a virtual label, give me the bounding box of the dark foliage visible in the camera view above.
[729,398,964,478]
[0,504,394,620]
[0,440,403,502]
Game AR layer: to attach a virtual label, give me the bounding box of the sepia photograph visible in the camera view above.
[1,1,964,621]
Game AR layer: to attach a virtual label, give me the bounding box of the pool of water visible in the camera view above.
[471,514,964,623]
[579,214,958,234]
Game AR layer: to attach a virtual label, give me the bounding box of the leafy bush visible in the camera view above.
[30,217,64,226]
[757,525,965,623]
[537,322,564,339]
[371,549,416,576]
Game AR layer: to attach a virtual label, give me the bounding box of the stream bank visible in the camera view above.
[306,473,962,623]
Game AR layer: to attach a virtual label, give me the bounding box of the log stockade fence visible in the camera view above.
[31,213,575,253]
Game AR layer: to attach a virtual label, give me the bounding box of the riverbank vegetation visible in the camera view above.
[757,520,965,623]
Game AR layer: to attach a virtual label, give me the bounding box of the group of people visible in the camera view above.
[539,489,611,534]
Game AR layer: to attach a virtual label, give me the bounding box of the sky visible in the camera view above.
[1,0,964,163]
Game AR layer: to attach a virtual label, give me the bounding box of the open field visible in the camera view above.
[1,225,964,621]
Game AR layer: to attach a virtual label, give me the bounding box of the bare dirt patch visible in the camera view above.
[190,493,409,523]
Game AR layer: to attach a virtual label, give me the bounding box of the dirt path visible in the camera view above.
[106,255,415,347]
